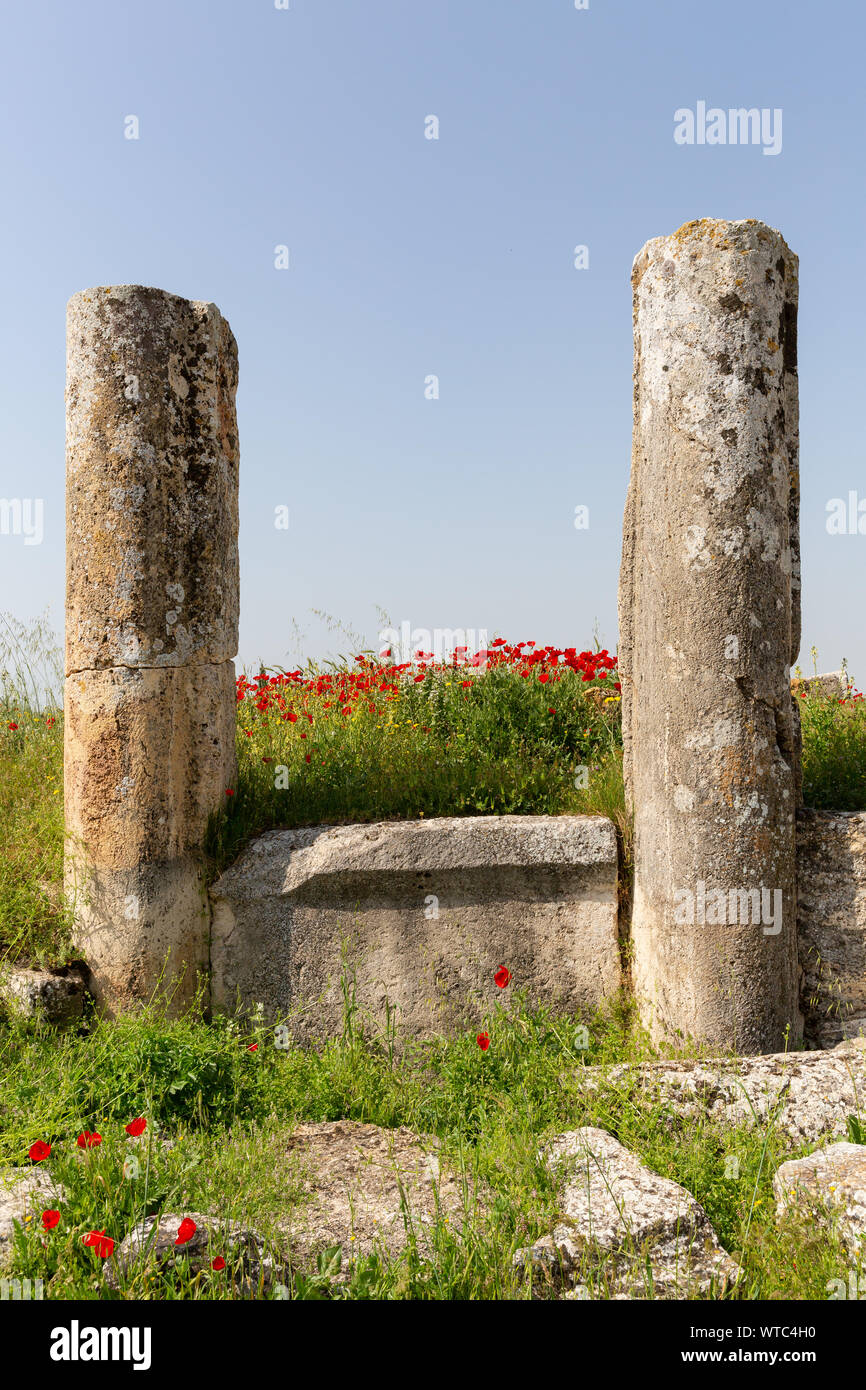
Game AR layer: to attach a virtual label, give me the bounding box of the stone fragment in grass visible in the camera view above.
[774,1142,866,1258]
[513,1127,739,1300]
[0,1168,67,1264]
[277,1120,475,1275]
[586,1038,866,1147]
[790,670,851,701]
[105,1212,287,1296]
[0,967,86,1025]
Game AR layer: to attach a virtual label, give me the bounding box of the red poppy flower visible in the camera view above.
[247,1043,258,1052]
[538,673,549,683]
[7,722,18,731]
[46,717,55,728]
[225,788,235,796]
[76,1131,102,1149]
[211,1256,226,1271]
[125,1117,147,1137]
[548,708,556,715]
[476,1033,490,1051]
[174,1217,197,1246]
[305,754,311,763]
[494,966,512,989]
[29,1141,51,1162]
[41,1209,61,1230]
[82,1230,114,1259]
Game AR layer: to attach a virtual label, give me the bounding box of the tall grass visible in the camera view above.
[1,992,860,1300]
[0,612,71,965]
[208,647,626,871]
[796,655,866,810]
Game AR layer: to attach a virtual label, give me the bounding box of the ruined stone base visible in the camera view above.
[69,858,211,1014]
[209,815,620,1040]
[797,810,866,1046]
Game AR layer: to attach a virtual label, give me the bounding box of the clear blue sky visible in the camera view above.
[0,0,862,679]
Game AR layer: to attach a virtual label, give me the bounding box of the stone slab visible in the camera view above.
[797,810,866,1046]
[210,815,620,1039]
[513,1127,739,1299]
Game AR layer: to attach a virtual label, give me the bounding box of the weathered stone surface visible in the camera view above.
[513,1127,738,1299]
[64,663,236,870]
[791,670,851,700]
[65,288,240,1014]
[774,1143,866,1257]
[797,810,866,1047]
[0,967,86,1025]
[590,1038,866,1146]
[0,1169,66,1264]
[619,218,801,1053]
[106,1212,286,1296]
[278,1121,472,1271]
[210,816,620,1039]
[66,286,239,672]
[65,664,236,1012]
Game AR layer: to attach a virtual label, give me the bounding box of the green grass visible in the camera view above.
[0,613,72,967]
[206,645,627,874]
[1,991,861,1300]
[797,658,866,810]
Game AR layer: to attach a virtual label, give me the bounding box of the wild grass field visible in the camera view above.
[3,990,864,1300]
[2,614,865,1300]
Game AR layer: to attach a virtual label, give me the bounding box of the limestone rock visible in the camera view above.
[210,816,620,1039]
[64,663,237,870]
[64,662,236,1012]
[774,1143,866,1257]
[0,967,86,1025]
[279,1121,473,1271]
[66,286,239,672]
[0,1169,67,1264]
[791,670,851,701]
[619,219,801,1053]
[64,284,241,1015]
[797,810,866,1047]
[106,1212,286,1296]
[591,1038,866,1146]
[513,1127,738,1299]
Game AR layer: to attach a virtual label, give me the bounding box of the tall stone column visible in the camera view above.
[619,220,802,1054]
[64,286,239,1013]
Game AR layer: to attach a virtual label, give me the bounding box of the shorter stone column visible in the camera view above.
[64,286,239,1012]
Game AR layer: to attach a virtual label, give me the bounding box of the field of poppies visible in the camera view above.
[207,637,626,871]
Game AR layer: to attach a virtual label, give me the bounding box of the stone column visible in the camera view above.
[64,286,239,1013]
[619,219,802,1054]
